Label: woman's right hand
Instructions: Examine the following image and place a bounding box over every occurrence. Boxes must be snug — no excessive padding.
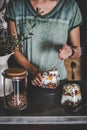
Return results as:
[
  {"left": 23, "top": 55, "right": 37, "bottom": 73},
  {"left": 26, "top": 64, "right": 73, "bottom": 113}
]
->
[{"left": 31, "top": 71, "right": 43, "bottom": 87}]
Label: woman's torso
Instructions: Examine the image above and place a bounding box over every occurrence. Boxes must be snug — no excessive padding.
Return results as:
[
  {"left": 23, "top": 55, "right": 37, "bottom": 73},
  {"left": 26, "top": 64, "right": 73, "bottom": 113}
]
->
[{"left": 5, "top": 0, "right": 82, "bottom": 80}]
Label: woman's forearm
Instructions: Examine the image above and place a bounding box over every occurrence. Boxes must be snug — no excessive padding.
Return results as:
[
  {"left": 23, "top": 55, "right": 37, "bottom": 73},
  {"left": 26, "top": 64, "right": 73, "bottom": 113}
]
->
[
  {"left": 69, "top": 26, "right": 81, "bottom": 59},
  {"left": 8, "top": 21, "right": 39, "bottom": 77},
  {"left": 14, "top": 48, "right": 39, "bottom": 77},
  {"left": 69, "top": 46, "right": 81, "bottom": 59}
]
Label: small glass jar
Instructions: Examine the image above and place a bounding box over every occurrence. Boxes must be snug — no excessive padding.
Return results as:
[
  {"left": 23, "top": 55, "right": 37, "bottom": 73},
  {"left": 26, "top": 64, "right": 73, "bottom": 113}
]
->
[
  {"left": 61, "top": 83, "right": 82, "bottom": 107},
  {"left": 42, "top": 69, "right": 59, "bottom": 89},
  {"left": 2, "top": 68, "right": 28, "bottom": 110}
]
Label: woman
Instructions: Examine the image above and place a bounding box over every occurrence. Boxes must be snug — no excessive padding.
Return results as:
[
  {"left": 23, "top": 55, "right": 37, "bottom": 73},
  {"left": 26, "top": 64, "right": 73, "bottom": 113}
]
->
[{"left": 5, "top": 0, "right": 82, "bottom": 86}]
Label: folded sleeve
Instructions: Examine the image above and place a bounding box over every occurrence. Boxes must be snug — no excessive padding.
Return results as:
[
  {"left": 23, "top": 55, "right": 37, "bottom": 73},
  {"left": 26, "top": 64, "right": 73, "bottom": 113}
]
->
[
  {"left": 5, "top": 0, "right": 15, "bottom": 22},
  {"left": 69, "top": 2, "right": 83, "bottom": 31}
]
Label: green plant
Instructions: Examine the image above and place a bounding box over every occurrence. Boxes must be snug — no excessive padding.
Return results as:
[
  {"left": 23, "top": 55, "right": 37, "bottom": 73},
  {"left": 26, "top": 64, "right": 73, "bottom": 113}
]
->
[
  {"left": 0, "top": 17, "right": 37, "bottom": 56},
  {"left": 0, "top": 7, "right": 42, "bottom": 56}
]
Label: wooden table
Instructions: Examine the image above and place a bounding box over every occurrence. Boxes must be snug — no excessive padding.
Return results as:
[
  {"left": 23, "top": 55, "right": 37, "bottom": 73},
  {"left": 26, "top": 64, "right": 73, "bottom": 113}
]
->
[{"left": 0, "top": 80, "right": 87, "bottom": 125}]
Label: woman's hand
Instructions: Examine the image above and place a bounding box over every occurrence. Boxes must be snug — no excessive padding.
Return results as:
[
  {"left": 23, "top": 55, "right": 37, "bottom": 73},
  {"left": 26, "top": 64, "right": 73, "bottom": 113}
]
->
[
  {"left": 31, "top": 71, "right": 43, "bottom": 87},
  {"left": 58, "top": 44, "right": 73, "bottom": 60}
]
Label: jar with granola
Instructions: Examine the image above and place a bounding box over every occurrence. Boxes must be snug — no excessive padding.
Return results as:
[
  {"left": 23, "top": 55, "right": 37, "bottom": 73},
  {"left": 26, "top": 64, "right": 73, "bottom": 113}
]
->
[{"left": 3, "top": 68, "right": 28, "bottom": 110}]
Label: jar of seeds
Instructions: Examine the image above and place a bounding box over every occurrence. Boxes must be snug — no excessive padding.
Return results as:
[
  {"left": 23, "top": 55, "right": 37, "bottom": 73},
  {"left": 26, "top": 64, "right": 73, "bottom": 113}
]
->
[{"left": 2, "top": 68, "right": 28, "bottom": 110}]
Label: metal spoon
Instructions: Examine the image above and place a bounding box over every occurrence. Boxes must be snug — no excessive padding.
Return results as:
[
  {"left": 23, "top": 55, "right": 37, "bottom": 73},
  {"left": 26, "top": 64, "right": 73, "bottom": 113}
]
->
[
  {"left": 73, "top": 104, "right": 87, "bottom": 112},
  {"left": 71, "top": 61, "right": 76, "bottom": 80}
]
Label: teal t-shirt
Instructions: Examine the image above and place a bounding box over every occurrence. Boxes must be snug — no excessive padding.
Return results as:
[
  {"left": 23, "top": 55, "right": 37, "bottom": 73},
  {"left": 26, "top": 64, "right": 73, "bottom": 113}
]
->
[{"left": 5, "top": 0, "right": 82, "bottom": 80}]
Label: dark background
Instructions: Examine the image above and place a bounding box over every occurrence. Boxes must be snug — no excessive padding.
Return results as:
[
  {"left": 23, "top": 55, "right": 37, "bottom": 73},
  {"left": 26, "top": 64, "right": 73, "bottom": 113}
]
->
[{"left": 74, "top": 0, "right": 87, "bottom": 79}]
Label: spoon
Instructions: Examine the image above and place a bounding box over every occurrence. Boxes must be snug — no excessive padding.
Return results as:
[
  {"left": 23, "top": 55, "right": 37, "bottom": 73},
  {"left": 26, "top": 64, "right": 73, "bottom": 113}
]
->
[
  {"left": 73, "top": 104, "right": 87, "bottom": 112},
  {"left": 71, "top": 61, "right": 76, "bottom": 80}
]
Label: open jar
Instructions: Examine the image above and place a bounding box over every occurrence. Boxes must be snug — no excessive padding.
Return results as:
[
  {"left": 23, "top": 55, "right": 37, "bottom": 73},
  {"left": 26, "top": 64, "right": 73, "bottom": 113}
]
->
[
  {"left": 61, "top": 83, "right": 82, "bottom": 107},
  {"left": 2, "top": 68, "right": 28, "bottom": 110},
  {"left": 42, "top": 69, "right": 59, "bottom": 89}
]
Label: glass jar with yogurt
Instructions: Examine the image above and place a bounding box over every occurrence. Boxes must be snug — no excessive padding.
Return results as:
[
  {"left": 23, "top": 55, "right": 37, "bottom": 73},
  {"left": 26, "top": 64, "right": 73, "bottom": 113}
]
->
[{"left": 61, "top": 83, "right": 82, "bottom": 107}]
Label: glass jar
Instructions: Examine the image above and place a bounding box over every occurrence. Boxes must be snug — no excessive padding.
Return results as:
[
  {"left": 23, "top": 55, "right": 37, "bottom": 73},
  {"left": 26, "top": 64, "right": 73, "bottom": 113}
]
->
[
  {"left": 2, "top": 68, "right": 28, "bottom": 110},
  {"left": 61, "top": 83, "right": 82, "bottom": 107},
  {"left": 42, "top": 69, "right": 59, "bottom": 89}
]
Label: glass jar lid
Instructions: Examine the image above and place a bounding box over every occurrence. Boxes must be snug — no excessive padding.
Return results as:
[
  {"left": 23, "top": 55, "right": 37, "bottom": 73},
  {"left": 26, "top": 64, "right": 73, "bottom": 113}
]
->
[{"left": 3, "top": 68, "right": 27, "bottom": 79}]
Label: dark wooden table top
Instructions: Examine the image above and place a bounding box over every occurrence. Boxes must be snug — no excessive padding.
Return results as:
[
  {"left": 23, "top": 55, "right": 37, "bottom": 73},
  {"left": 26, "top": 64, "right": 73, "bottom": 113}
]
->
[{"left": 0, "top": 80, "right": 87, "bottom": 124}]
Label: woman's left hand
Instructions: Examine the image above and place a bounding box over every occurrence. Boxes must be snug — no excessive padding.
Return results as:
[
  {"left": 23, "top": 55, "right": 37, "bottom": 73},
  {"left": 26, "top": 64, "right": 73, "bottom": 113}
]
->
[{"left": 58, "top": 44, "right": 73, "bottom": 60}]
